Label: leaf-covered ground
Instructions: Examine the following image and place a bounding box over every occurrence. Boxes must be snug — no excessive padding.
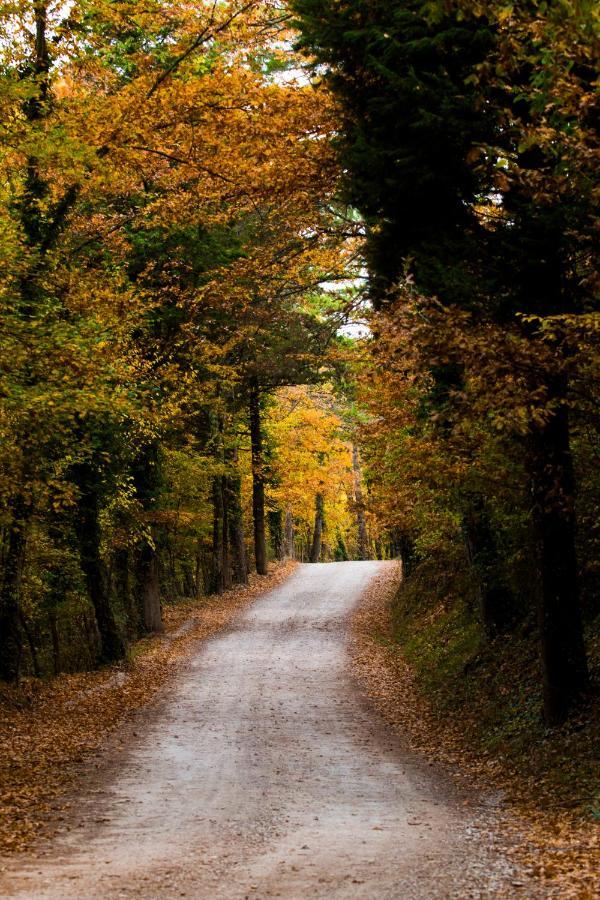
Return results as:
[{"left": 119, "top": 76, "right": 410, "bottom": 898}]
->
[
  {"left": 349, "top": 564, "right": 599, "bottom": 899},
  {"left": 0, "top": 562, "right": 297, "bottom": 857}
]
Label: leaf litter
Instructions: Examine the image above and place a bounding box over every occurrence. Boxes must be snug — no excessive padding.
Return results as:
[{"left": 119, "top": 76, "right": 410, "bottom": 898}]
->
[{"left": 349, "top": 563, "right": 599, "bottom": 899}]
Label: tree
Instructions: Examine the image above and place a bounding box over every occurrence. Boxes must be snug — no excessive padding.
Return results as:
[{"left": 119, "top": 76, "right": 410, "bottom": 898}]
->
[{"left": 294, "top": 0, "right": 597, "bottom": 722}]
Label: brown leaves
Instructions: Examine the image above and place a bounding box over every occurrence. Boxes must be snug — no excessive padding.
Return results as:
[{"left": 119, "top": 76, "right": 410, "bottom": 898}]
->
[{"left": 350, "top": 565, "right": 600, "bottom": 899}]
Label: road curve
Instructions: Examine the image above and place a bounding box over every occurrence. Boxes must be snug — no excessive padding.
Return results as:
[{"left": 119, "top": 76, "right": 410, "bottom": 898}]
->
[{"left": 2, "top": 561, "right": 523, "bottom": 899}]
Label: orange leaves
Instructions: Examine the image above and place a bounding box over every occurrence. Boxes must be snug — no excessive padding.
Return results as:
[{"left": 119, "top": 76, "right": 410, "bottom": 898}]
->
[{"left": 266, "top": 385, "right": 354, "bottom": 540}]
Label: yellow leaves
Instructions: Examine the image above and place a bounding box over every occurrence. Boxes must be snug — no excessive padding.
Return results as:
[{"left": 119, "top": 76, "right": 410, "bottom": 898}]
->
[{"left": 266, "top": 385, "right": 356, "bottom": 544}]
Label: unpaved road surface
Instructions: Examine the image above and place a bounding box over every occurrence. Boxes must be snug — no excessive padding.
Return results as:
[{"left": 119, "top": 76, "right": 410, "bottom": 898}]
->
[{"left": 1, "top": 562, "right": 530, "bottom": 899}]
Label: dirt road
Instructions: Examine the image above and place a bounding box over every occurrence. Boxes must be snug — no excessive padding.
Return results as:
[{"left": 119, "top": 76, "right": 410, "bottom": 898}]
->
[{"left": 1, "top": 562, "right": 529, "bottom": 899}]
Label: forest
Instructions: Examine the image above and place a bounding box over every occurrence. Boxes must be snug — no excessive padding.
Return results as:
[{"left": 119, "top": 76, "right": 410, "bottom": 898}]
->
[{"left": 0, "top": 0, "right": 598, "bottom": 892}]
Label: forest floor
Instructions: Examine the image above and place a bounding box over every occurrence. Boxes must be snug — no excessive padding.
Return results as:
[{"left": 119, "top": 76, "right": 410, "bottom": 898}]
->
[
  {"left": 0, "top": 561, "right": 297, "bottom": 857},
  {"left": 350, "top": 564, "right": 599, "bottom": 899},
  {"left": 0, "top": 560, "right": 541, "bottom": 899}
]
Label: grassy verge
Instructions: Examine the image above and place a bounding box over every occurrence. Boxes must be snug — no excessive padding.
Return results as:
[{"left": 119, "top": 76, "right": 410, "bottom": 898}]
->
[{"left": 351, "top": 560, "right": 599, "bottom": 898}]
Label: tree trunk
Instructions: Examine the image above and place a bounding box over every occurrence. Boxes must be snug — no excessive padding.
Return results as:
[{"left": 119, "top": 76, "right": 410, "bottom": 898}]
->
[
  {"left": 210, "top": 475, "right": 227, "bottom": 593},
  {"left": 226, "top": 452, "right": 248, "bottom": 585},
  {"left": 194, "top": 544, "right": 204, "bottom": 597},
  {"left": 221, "top": 476, "right": 232, "bottom": 591},
  {"left": 74, "top": 463, "right": 126, "bottom": 663},
  {"left": 461, "top": 495, "right": 514, "bottom": 638},
  {"left": 284, "top": 508, "right": 295, "bottom": 559},
  {"left": 48, "top": 609, "right": 60, "bottom": 677},
  {"left": 114, "top": 548, "right": 139, "bottom": 639},
  {"left": 352, "top": 445, "right": 369, "bottom": 560},
  {"left": 19, "top": 610, "right": 40, "bottom": 677},
  {"left": 0, "top": 493, "right": 28, "bottom": 682},
  {"left": 137, "top": 540, "right": 164, "bottom": 633},
  {"left": 309, "top": 493, "right": 324, "bottom": 563},
  {"left": 268, "top": 510, "right": 284, "bottom": 560},
  {"left": 529, "top": 386, "right": 589, "bottom": 725},
  {"left": 132, "top": 443, "right": 164, "bottom": 634},
  {"left": 397, "top": 534, "right": 415, "bottom": 576},
  {"left": 249, "top": 379, "right": 268, "bottom": 575}
]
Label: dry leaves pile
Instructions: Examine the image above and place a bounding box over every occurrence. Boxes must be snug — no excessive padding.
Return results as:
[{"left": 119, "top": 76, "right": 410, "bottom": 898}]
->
[
  {"left": 349, "top": 564, "right": 599, "bottom": 899},
  {"left": 0, "top": 562, "right": 297, "bottom": 857}
]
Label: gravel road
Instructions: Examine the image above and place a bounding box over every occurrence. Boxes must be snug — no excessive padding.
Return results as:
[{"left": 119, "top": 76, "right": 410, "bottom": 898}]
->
[{"left": 1, "top": 561, "right": 529, "bottom": 899}]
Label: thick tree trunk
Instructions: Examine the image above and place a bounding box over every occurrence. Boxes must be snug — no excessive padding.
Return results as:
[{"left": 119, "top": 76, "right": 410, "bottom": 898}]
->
[
  {"left": 284, "top": 508, "right": 295, "bottom": 559},
  {"left": 114, "top": 548, "right": 139, "bottom": 639},
  {"left": 249, "top": 379, "right": 268, "bottom": 575},
  {"left": 48, "top": 609, "right": 60, "bottom": 676},
  {"left": 309, "top": 493, "right": 324, "bottom": 563},
  {"left": 20, "top": 610, "right": 40, "bottom": 677},
  {"left": 462, "top": 495, "right": 514, "bottom": 638},
  {"left": 74, "top": 464, "right": 126, "bottom": 664},
  {"left": 397, "top": 534, "right": 415, "bottom": 577},
  {"left": 194, "top": 544, "right": 204, "bottom": 597},
  {"left": 529, "top": 388, "right": 588, "bottom": 725},
  {"left": 137, "top": 540, "right": 164, "bottom": 633},
  {"left": 132, "top": 443, "right": 164, "bottom": 634},
  {"left": 211, "top": 475, "right": 232, "bottom": 593},
  {"left": 0, "top": 493, "right": 28, "bottom": 682},
  {"left": 268, "top": 510, "right": 284, "bottom": 560},
  {"left": 226, "top": 453, "right": 248, "bottom": 585},
  {"left": 221, "top": 477, "right": 232, "bottom": 591},
  {"left": 352, "top": 445, "right": 369, "bottom": 560}
]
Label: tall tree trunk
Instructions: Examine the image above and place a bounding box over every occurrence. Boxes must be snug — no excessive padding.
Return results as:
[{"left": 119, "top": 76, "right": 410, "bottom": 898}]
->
[
  {"left": 268, "top": 510, "right": 284, "bottom": 560},
  {"left": 114, "top": 548, "right": 139, "bottom": 639},
  {"left": 137, "top": 539, "right": 164, "bottom": 633},
  {"left": 461, "top": 495, "right": 514, "bottom": 638},
  {"left": 529, "top": 384, "right": 588, "bottom": 725},
  {"left": 132, "top": 443, "right": 164, "bottom": 634},
  {"left": 221, "top": 476, "right": 232, "bottom": 591},
  {"left": 74, "top": 463, "right": 126, "bottom": 664},
  {"left": 0, "top": 493, "right": 29, "bottom": 682},
  {"left": 226, "top": 450, "right": 248, "bottom": 585},
  {"left": 210, "top": 475, "right": 230, "bottom": 593},
  {"left": 397, "top": 533, "right": 415, "bottom": 576},
  {"left": 352, "top": 445, "right": 369, "bottom": 560},
  {"left": 249, "top": 378, "right": 268, "bottom": 575},
  {"left": 309, "top": 493, "right": 324, "bottom": 563},
  {"left": 48, "top": 609, "right": 60, "bottom": 677},
  {"left": 19, "top": 610, "right": 40, "bottom": 677},
  {"left": 284, "top": 508, "right": 295, "bottom": 559}
]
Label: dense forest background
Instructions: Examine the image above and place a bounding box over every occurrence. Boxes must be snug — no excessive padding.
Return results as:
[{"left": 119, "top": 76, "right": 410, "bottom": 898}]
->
[
  {"left": 1, "top": 0, "right": 598, "bottom": 745},
  {"left": 0, "top": 0, "right": 383, "bottom": 686}
]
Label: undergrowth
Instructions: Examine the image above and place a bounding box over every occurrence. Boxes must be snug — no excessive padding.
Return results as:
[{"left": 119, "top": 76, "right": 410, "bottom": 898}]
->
[{"left": 390, "top": 556, "right": 600, "bottom": 821}]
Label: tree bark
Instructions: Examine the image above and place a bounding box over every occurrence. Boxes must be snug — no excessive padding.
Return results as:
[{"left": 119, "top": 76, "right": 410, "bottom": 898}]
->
[
  {"left": 137, "top": 539, "right": 164, "bottom": 633},
  {"left": 48, "top": 609, "right": 60, "bottom": 677},
  {"left": 352, "top": 445, "right": 369, "bottom": 560},
  {"left": 226, "top": 450, "right": 248, "bottom": 584},
  {"left": 221, "top": 476, "right": 232, "bottom": 591},
  {"left": 309, "top": 493, "right": 324, "bottom": 563},
  {"left": 461, "top": 495, "right": 514, "bottom": 638},
  {"left": 249, "top": 378, "right": 268, "bottom": 575},
  {"left": 73, "top": 463, "right": 126, "bottom": 664},
  {"left": 19, "top": 610, "right": 40, "bottom": 677},
  {"left": 114, "top": 548, "right": 139, "bottom": 639},
  {"left": 0, "top": 493, "right": 29, "bottom": 682},
  {"left": 529, "top": 385, "right": 589, "bottom": 725},
  {"left": 132, "top": 443, "right": 164, "bottom": 634},
  {"left": 284, "top": 508, "right": 295, "bottom": 559},
  {"left": 268, "top": 510, "right": 284, "bottom": 560},
  {"left": 210, "top": 474, "right": 233, "bottom": 593}
]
